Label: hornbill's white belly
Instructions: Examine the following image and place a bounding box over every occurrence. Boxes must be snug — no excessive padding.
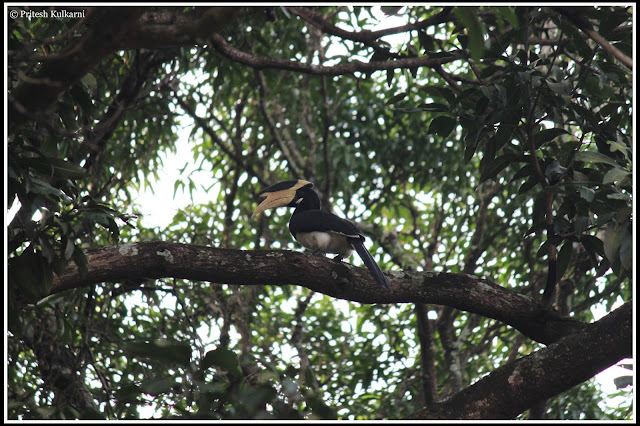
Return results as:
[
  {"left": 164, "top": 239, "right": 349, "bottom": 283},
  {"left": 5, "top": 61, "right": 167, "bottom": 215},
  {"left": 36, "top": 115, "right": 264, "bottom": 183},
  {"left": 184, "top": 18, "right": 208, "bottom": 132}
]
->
[{"left": 295, "top": 231, "right": 354, "bottom": 259}]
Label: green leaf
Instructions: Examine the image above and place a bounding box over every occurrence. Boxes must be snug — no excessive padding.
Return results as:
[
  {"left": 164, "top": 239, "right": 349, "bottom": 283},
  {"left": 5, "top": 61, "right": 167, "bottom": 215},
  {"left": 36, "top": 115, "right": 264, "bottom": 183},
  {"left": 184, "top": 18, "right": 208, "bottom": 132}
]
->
[
  {"left": 105, "top": 217, "right": 120, "bottom": 241},
  {"left": 463, "top": 127, "right": 484, "bottom": 163},
  {"left": 80, "top": 73, "right": 98, "bottom": 95},
  {"left": 8, "top": 250, "right": 53, "bottom": 303},
  {"left": 72, "top": 248, "right": 89, "bottom": 278},
  {"left": 603, "top": 223, "right": 625, "bottom": 266},
  {"left": 581, "top": 235, "right": 604, "bottom": 257},
  {"left": 584, "top": 76, "right": 616, "bottom": 99},
  {"left": 428, "top": 115, "right": 457, "bottom": 138},
  {"left": 573, "top": 216, "right": 589, "bottom": 236},
  {"left": 545, "top": 160, "right": 568, "bottom": 180},
  {"left": 572, "top": 170, "right": 589, "bottom": 184},
  {"left": 535, "top": 128, "right": 569, "bottom": 148},
  {"left": 493, "top": 6, "right": 519, "bottom": 30},
  {"left": 606, "top": 192, "right": 630, "bottom": 201},
  {"left": 556, "top": 241, "right": 573, "bottom": 281},
  {"left": 114, "top": 382, "right": 143, "bottom": 402},
  {"left": 479, "top": 153, "right": 515, "bottom": 183},
  {"left": 574, "top": 151, "right": 619, "bottom": 167},
  {"left": 24, "top": 156, "right": 88, "bottom": 180},
  {"left": 417, "top": 31, "right": 435, "bottom": 52},
  {"left": 49, "top": 158, "right": 88, "bottom": 179},
  {"left": 569, "top": 103, "right": 600, "bottom": 129},
  {"left": 386, "top": 69, "right": 394, "bottom": 87},
  {"left": 579, "top": 186, "right": 595, "bottom": 202},
  {"left": 380, "top": 6, "right": 403, "bottom": 15},
  {"left": 124, "top": 340, "right": 192, "bottom": 366},
  {"left": 536, "top": 240, "right": 549, "bottom": 259},
  {"left": 140, "top": 378, "right": 176, "bottom": 396},
  {"left": 598, "top": 11, "right": 631, "bottom": 37},
  {"left": 602, "top": 167, "right": 631, "bottom": 185},
  {"left": 495, "top": 124, "right": 515, "bottom": 150},
  {"left": 369, "top": 50, "right": 391, "bottom": 63},
  {"left": 609, "top": 137, "right": 631, "bottom": 157},
  {"left": 28, "top": 177, "right": 64, "bottom": 197},
  {"left": 518, "top": 176, "right": 539, "bottom": 195},
  {"left": 510, "top": 163, "right": 534, "bottom": 182},
  {"left": 385, "top": 92, "right": 407, "bottom": 105},
  {"left": 454, "top": 7, "right": 485, "bottom": 62},
  {"left": 417, "top": 102, "right": 450, "bottom": 112},
  {"left": 63, "top": 238, "right": 75, "bottom": 260},
  {"left": 619, "top": 230, "right": 631, "bottom": 271},
  {"left": 201, "top": 348, "right": 242, "bottom": 379},
  {"left": 547, "top": 81, "right": 573, "bottom": 96}
]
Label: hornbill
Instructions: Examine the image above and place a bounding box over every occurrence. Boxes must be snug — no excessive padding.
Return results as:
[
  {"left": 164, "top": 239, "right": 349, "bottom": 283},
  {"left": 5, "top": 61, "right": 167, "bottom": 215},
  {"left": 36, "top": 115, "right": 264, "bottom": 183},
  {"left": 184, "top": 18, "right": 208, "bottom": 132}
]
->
[{"left": 252, "top": 179, "right": 391, "bottom": 290}]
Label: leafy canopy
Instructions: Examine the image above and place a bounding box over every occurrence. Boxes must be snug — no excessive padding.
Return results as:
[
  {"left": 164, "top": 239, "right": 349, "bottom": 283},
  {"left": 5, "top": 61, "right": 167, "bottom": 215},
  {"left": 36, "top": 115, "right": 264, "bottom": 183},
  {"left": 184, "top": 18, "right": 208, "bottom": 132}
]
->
[{"left": 6, "top": 5, "right": 633, "bottom": 420}]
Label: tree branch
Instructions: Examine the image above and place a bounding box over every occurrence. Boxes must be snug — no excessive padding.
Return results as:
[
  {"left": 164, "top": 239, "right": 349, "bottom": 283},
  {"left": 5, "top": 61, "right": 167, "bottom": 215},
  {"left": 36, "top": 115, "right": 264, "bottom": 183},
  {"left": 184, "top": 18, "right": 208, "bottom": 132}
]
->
[
  {"left": 405, "top": 301, "right": 632, "bottom": 419},
  {"left": 9, "top": 7, "right": 145, "bottom": 129},
  {"left": 287, "top": 6, "right": 453, "bottom": 44},
  {"left": 20, "top": 309, "right": 103, "bottom": 418},
  {"left": 255, "top": 70, "right": 306, "bottom": 179},
  {"left": 415, "top": 303, "right": 438, "bottom": 403},
  {"left": 47, "top": 242, "right": 592, "bottom": 345},
  {"left": 209, "top": 32, "right": 464, "bottom": 76},
  {"left": 120, "top": 7, "right": 241, "bottom": 49},
  {"left": 9, "top": 7, "right": 242, "bottom": 130},
  {"left": 176, "top": 95, "right": 269, "bottom": 188},
  {"left": 554, "top": 7, "right": 632, "bottom": 70}
]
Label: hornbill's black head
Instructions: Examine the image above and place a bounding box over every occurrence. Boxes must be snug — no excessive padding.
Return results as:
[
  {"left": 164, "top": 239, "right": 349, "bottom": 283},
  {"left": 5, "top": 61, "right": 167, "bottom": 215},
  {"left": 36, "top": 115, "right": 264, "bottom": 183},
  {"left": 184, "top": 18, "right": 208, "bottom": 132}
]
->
[{"left": 251, "top": 179, "right": 317, "bottom": 218}]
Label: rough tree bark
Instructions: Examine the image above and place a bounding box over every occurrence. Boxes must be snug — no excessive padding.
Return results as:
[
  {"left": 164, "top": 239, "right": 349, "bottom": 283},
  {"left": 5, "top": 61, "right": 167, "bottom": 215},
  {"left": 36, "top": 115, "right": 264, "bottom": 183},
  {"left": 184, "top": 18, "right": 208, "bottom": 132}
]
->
[
  {"left": 405, "top": 301, "right": 631, "bottom": 419},
  {"left": 46, "top": 241, "right": 593, "bottom": 344}
]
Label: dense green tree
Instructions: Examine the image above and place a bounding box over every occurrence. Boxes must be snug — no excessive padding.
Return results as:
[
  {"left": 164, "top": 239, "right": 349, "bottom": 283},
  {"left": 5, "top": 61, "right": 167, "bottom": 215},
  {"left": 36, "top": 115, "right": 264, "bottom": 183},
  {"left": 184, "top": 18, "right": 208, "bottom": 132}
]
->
[{"left": 6, "top": 5, "right": 633, "bottom": 420}]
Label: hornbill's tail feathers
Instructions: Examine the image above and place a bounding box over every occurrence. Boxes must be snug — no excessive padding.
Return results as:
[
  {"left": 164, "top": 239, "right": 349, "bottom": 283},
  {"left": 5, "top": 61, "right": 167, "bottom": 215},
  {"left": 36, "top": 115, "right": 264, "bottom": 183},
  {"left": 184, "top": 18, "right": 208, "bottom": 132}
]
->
[{"left": 352, "top": 239, "right": 391, "bottom": 290}]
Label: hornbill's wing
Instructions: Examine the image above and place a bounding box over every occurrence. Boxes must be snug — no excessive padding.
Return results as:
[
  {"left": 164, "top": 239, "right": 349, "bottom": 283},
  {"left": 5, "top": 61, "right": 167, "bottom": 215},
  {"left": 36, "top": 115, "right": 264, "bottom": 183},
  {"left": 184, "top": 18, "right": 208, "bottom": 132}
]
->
[{"left": 290, "top": 210, "right": 391, "bottom": 290}]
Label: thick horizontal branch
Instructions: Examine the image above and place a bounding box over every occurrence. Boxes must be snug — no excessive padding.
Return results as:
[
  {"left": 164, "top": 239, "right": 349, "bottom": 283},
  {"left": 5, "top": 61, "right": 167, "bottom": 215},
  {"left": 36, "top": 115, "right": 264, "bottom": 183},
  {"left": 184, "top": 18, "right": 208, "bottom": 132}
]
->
[
  {"left": 15, "top": 5, "right": 610, "bottom": 127},
  {"left": 119, "top": 7, "right": 240, "bottom": 49},
  {"left": 9, "top": 7, "right": 238, "bottom": 126},
  {"left": 406, "top": 301, "right": 632, "bottom": 419},
  {"left": 49, "top": 242, "right": 590, "bottom": 344},
  {"left": 208, "top": 33, "right": 465, "bottom": 76}
]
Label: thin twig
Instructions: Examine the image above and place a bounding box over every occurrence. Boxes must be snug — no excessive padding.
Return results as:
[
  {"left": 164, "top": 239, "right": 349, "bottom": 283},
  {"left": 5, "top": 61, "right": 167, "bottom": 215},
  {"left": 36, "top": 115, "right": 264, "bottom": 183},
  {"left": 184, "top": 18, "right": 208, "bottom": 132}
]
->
[
  {"left": 176, "top": 95, "right": 268, "bottom": 187},
  {"left": 555, "top": 7, "right": 632, "bottom": 70},
  {"left": 255, "top": 70, "right": 305, "bottom": 179}
]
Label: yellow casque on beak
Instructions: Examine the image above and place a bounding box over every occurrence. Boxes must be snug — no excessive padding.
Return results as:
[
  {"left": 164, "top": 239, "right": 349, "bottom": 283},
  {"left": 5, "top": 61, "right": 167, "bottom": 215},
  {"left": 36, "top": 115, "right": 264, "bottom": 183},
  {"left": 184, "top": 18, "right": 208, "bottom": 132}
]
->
[{"left": 251, "top": 180, "right": 313, "bottom": 219}]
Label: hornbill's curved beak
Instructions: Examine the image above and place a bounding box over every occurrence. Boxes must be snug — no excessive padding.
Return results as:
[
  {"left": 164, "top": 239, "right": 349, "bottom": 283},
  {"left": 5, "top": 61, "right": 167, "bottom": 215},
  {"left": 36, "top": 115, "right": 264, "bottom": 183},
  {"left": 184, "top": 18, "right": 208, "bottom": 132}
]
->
[{"left": 251, "top": 180, "right": 313, "bottom": 219}]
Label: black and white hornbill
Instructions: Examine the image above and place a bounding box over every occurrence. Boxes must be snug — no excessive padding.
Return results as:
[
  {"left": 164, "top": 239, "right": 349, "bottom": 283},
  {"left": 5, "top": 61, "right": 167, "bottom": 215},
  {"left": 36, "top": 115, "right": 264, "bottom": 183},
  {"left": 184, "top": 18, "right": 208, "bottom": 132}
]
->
[{"left": 252, "top": 179, "right": 391, "bottom": 290}]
